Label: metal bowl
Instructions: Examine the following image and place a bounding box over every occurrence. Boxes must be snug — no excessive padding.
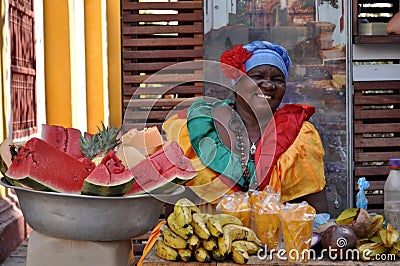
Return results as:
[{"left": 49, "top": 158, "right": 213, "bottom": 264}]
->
[{"left": 0, "top": 178, "right": 184, "bottom": 241}]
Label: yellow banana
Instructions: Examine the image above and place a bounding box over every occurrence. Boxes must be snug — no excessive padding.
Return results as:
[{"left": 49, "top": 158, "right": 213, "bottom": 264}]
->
[
  {"left": 187, "top": 234, "right": 201, "bottom": 251},
  {"left": 191, "top": 213, "right": 211, "bottom": 240},
  {"left": 207, "top": 213, "right": 243, "bottom": 238},
  {"left": 216, "top": 213, "right": 243, "bottom": 226},
  {"left": 176, "top": 198, "right": 201, "bottom": 213},
  {"left": 206, "top": 217, "right": 223, "bottom": 238},
  {"left": 160, "top": 224, "right": 189, "bottom": 249},
  {"left": 232, "top": 240, "right": 261, "bottom": 255},
  {"left": 218, "top": 224, "right": 263, "bottom": 256},
  {"left": 232, "top": 247, "right": 249, "bottom": 264},
  {"left": 202, "top": 237, "right": 218, "bottom": 251},
  {"left": 154, "top": 237, "right": 179, "bottom": 261},
  {"left": 167, "top": 213, "right": 193, "bottom": 240},
  {"left": 174, "top": 204, "right": 192, "bottom": 228},
  {"left": 194, "top": 246, "right": 211, "bottom": 263},
  {"left": 212, "top": 248, "right": 227, "bottom": 261},
  {"left": 174, "top": 198, "right": 201, "bottom": 228},
  {"left": 177, "top": 248, "right": 192, "bottom": 262}
]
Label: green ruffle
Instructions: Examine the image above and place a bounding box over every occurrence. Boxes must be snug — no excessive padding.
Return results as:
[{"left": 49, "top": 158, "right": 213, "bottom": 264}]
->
[{"left": 186, "top": 98, "right": 255, "bottom": 189}]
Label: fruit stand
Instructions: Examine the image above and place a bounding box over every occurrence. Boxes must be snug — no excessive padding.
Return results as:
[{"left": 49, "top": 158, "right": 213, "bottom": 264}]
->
[{"left": 1, "top": 125, "right": 400, "bottom": 265}]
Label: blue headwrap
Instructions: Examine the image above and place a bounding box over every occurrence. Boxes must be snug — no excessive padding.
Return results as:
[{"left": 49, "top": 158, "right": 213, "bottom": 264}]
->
[{"left": 242, "top": 41, "right": 291, "bottom": 81}]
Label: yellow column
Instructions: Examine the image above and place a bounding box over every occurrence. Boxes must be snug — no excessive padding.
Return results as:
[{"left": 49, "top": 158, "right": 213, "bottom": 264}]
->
[
  {"left": 107, "top": 0, "right": 122, "bottom": 129},
  {"left": 85, "top": 0, "right": 108, "bottom": 134},
  {"left": 43, "top": 0, "right": 72, "bottom": 127}
]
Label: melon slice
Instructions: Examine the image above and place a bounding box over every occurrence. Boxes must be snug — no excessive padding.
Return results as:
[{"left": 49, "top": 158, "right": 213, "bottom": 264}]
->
[
  {"left": 0, "top": 138, "right": 13, "bottom": 175},
  {"left": 121, "top": 126, "right": 164, "bottom": 156},
  {"left": 5, "top": 138, "right": 92, "bottom": 193},
  {"left": 126, "top": 141, "right": 197, "bottom": 195},
  {"left": 81, "top": 150, "right": 134, "bottom": 196},
  {"left": 41, "top": 124, "right": 83, "bottom": 159}
]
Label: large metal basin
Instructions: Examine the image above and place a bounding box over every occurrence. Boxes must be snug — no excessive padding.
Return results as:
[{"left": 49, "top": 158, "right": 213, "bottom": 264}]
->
[{"left": 0, "top": 178, "right": 184, "bottom": 241}]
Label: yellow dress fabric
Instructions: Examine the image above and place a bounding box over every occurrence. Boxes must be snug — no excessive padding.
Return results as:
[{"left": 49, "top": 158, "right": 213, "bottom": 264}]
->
[{"left": 162, "top": 114, "right": 325, "bottom": 203}]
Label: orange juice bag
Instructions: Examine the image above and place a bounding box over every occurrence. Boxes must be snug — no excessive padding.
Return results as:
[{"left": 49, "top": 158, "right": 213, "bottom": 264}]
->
[
  {"left": 279, "top": 201, "right": 316, "bottom": 263},
  {"left": 250, "top": 189, "right": 282, "bottom": 250},
  {"left": 216, "top": 192, "right": 251, "bottom": 227}
]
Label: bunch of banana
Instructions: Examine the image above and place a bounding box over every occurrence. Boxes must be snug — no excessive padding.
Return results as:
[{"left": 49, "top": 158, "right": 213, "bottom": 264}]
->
[{"left": 155, "top": 198, "right": 263, "bottom": 264}]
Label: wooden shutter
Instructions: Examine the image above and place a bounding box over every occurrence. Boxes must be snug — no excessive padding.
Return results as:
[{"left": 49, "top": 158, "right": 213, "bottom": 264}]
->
[
  {"left": 353, "top": 81, "right": 400, "bottom": 211},
  {"left": 9, "top": 0, "right": 37, "bottom": 139},
  {"left": 121, "top": 0, "right": 204, "bottom": 131}
]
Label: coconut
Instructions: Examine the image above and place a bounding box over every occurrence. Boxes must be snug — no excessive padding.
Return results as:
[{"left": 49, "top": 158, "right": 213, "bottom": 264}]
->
[
  {"left": 346, "top": 208, "right": 371, "bottom": 238},
  {"left": 321, "top": 225, "right": 357, "bottom": 260}
]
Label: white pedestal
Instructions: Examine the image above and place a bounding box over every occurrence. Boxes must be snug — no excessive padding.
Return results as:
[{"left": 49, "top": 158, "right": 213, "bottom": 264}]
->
[{"left": 26, "top": 230, "right": 132, "bottom": 266}]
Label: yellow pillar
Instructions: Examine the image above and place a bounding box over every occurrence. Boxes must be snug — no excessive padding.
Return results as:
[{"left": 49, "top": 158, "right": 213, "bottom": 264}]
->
[
  {"left": 85, "top": 0, "right": 108, "bottom": 134},
  {"left": 43, "top": 0, "right": 72, "bottom": 127},
  {"left": 107, "top": 0, "right": 122, "bottom": 129},
  {"left": 44, "top": 0, "right": 87, "bottom": 131}
]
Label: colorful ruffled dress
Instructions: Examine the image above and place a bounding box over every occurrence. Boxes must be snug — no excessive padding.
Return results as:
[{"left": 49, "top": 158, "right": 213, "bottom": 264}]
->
[{"left": 162, "top": 98, "right": 326, "bottom": 203}]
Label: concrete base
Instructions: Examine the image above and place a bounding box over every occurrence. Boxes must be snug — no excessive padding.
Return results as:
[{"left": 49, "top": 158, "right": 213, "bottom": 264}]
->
[
  {"left": 26, "top": 230, "right": 132, "bottom": 266},
  {"left": 0, "top": 193, "right": 29, "bottom": 263}
]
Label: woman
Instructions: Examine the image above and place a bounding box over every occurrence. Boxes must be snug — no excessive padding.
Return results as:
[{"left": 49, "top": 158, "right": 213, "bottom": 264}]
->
[
  {"left": 163, "top": 41, "right": 328, "bottom": 213},
  {"left": 386, "top": 12, "right": 400, "bottom": 35}
]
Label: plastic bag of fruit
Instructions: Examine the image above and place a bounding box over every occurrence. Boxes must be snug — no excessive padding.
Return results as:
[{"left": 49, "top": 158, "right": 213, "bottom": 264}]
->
[
  {"left": 249, "top": 188, "right": 282, "bottom": 250},
  {"left": 216, "top": 191, "right": 251, "bottom": 227},
  {"left": 279, "top": 201, "right": 316, "bottom": 263}
]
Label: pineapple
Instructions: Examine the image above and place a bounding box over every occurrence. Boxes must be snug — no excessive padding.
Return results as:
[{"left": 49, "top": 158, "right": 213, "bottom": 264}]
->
[{"left": 80, "top": 122, "right": 121, "bottom": 163}]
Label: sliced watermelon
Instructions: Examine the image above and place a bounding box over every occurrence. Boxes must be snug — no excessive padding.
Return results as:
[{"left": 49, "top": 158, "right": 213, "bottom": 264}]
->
[
  {"left": 41, "top": 124, "right": 83, "bottom": 159},
  {"left": 126, "top": 141, "right": 197, "bottom": 195},
  {"left": 81, "top": 150, "right": 134, "bottom": 196},
  {"left": 5, "top": 138, "right": 92, "bottom": 193}
]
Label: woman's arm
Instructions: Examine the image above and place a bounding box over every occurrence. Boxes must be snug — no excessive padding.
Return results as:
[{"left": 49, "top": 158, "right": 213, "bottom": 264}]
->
[
  {"left": 291, "top": 189, "right": 329, "bottom": 213},
  {"left": 386, "top": 12, "right": 400, "bottom": 35}
]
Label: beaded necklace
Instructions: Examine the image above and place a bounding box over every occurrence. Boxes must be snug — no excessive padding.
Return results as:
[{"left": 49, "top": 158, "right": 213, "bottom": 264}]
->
[{"left": 228, "top": 107, "right": 259, "bottom": 191}]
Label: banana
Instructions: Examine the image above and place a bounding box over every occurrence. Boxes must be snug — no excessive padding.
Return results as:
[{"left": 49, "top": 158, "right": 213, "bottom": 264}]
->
[
  {"left": 177, "top": 248, "right": 192, "bottom": 262},
  {"left": 212, "top": 248, "right": 227, "bottom": 261},
  {"left": 202, "top": 237, "right": 218, "bottom": 251},
  {"left": 218, "top": 224, "right": 263, "bottom": 256},
  {"left": 167, "top": 213, "right": 193, "bottom": 240},
  {"left": 154, "top": 237, "right": 179, "bottom": 261},
  {"left": 207, "top": 214, "right": 243, "bottom": 238},
  {"left": 232, "top": 240, "right": 261, "bottom": 255},
  {"left": 160, "top": 224, "right": 189, "bottom": 249},
  {"left": 176, "top": 198, "right": 201, "bottom": 213},
  {"left": 174, "top": 198, "right": 200, "bottom": 228},
  {"left": 187, "top": 234, "right": 201, "bottom": 251},
  {"left": 174, "top": 203, "right": 192, "bottom": 228},
  {"left": 191, "top": 213, "right": 212, "bottom": 240},
  {"left": 232, "top": 247, "right": 249, "bottom": 264},
  {"left": 194, "top": 246, "right": 211, "bottom": 263}
]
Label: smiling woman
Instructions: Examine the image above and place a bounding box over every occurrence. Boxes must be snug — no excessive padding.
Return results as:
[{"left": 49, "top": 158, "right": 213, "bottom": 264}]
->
[{"left": 162, "top": 41, "right": 328, "bottom": 213}]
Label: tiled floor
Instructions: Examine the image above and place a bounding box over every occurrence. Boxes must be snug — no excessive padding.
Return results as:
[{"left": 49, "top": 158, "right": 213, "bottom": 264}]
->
[{"left": 1, "top": 239, "right": 28, "bottom": 266}]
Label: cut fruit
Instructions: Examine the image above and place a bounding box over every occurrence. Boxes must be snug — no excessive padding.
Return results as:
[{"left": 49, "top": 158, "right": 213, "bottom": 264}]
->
[
  {"left": 81, "top": 150, "right": 134, "bottom": 196},
  {"left": 126, "top": 141, "right": 197, "bottom": 195},
  {"left": 41, "top": 124, "right": 83, "bottom": 159},
  {"left": 121, "top": 126, "right": 164, "bottom": 155},
  {"left": 5, "top": 138, "right": 92, "bottom": 193},
  {"left": 115, "top": 144, "right": 146, "bottom": 169}
]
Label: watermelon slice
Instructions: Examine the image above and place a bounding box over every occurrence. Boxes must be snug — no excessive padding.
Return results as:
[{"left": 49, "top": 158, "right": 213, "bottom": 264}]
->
[
  {"left": 41, "top": 124, "right": 83, "bottom": 159},
  {"left": 5, "top": 138, "right": 92, "bottom": 193},
  {"left": 81, "top": 150, "right": 134, "bottom": 196},
  {"left": 126, "top": 141, "right": 197, "bottom": 195}
]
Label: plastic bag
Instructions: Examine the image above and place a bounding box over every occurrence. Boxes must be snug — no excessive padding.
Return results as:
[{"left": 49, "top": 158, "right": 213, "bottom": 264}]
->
[
  {"left": 249, "top": 188, "right": 282, "bottom": 249},
  {"left": 216, "top": 191, "right": 251, "bottom": 227},
  {"left": 356, "top": 177, "right": 370, "bottom": 209},
  {"left": 279, "top": 201, "right": 316, "bottom": 263}
]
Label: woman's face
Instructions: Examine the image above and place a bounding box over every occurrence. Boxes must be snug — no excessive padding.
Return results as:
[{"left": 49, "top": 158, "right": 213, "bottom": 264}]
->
[{"left": 235, "top": 64, "right": 286, "bottom": 114}]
